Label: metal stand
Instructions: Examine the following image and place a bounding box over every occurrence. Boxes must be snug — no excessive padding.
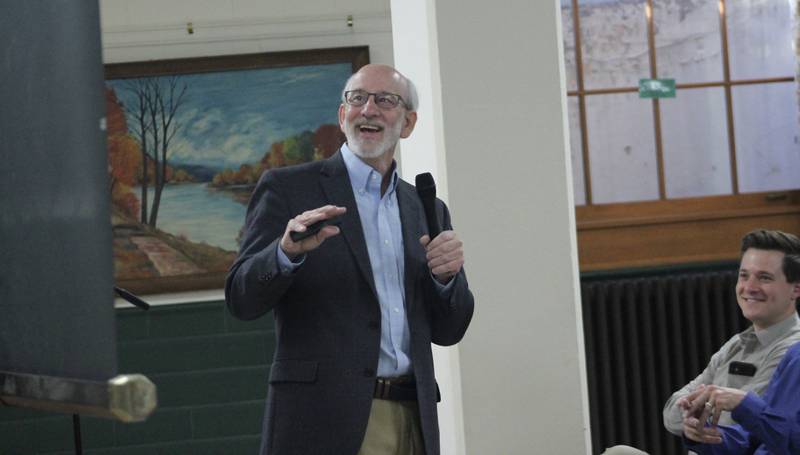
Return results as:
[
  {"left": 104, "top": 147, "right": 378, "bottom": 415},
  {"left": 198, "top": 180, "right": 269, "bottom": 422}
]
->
[
  {"left": 69, "top": 287, "right": 150, "bottom": 453},
  {"left": 114, "top": 286, "right": 151, "bottom": 310},
  {"left": 72, "top": 414, "right": 83, "bottom": 454}
]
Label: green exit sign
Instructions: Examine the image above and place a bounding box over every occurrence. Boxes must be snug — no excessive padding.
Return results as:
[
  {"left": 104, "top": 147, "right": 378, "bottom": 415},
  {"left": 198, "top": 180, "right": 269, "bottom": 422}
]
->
[{"left": 639, "top": 78, "right": 676, "bottom": 98}]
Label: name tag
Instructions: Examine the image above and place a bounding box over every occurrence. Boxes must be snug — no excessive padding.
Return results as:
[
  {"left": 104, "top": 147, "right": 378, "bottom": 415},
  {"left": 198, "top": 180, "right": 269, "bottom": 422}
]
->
[{"left": 729, "top": 361, "right": 757, "bottom": 377}]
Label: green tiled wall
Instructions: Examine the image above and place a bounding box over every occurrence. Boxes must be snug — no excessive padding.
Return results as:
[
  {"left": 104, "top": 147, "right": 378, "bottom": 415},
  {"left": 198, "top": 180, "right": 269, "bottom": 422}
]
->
[{"left": 0, "top": 300, "right": 274, "bottom": 454}]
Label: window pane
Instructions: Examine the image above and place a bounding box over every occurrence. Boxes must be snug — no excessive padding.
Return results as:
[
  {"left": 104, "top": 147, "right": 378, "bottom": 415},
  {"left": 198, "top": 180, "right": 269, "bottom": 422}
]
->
[
  {"left": 580, "top": 0, "right": 650, "bottom": 89},
  {"left": 653, "top": 0, "right": 722, "bottom": 83},
  {"left": 567, "top": 96, "right": 586, "bottom": 205},
  {"left": 734, "top": 82, "right": 800, "bottom": 193},
  {"left": 562, "top": 0, "right": 578, "bottom": 92},
  {"left": 727, "top": 0, "right": 795, "bottom": 80},
  {"left": 661, "top": 87, "right": 732, "bottom": 198},
  {"left": 586, "top": 92, "right": 659, "bottom": 203}
]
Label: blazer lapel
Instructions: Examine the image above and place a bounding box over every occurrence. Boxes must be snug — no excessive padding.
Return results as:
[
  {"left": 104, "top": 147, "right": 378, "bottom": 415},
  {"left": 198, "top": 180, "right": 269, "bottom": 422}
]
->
[
  {"left": 397, "top": 180, "right": 427, "bottom": 311},
  {"left": 320, "top": 151, "right": 378, "bottom": 299}
]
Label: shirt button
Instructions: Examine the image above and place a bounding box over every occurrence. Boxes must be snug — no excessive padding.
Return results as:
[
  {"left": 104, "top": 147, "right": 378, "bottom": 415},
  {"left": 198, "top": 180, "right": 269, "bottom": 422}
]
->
[
  {"left": 394, "top": 308, "right": 400, "bottom": 313},
  {"left": 384, "top": 239, "right": 389, "bottom": 245},
  {"left": 363, "top": 368, "right": 375, "bottom": 377}
]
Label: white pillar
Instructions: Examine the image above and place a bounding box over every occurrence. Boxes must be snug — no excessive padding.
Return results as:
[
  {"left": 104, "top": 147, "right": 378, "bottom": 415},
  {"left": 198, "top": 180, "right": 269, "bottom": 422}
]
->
[
  {"left": 391, "top": 1, "right": 464, "bottom": 453},
  {"left": 391, "top": 0, "right": 591, "bottom": 453}
]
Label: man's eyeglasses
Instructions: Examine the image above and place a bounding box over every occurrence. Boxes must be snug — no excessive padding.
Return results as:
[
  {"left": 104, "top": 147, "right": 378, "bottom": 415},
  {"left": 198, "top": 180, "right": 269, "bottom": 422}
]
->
[{"left": 344, "top": 90, "right": 407, "bottom": 110}]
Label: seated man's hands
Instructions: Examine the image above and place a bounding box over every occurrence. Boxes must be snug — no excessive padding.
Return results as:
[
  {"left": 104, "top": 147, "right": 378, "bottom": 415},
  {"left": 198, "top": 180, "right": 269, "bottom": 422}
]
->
[{"left": 678, "top": 384, "right": 747, "bottom": 444}]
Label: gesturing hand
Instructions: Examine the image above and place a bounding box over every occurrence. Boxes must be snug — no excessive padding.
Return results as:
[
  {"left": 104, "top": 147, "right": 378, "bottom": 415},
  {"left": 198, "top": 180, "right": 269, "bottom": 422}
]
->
[
  {"left": 420, "top": 230, "right": 464, "bottom": 284},
  {"left": 280, "top": 205, "right": 346, "bottom": 259}
]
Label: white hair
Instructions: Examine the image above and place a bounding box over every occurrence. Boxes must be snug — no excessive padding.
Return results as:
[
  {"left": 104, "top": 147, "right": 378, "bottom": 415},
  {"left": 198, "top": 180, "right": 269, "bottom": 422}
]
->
[{"left": 341, "top": 66, "right": 419, "bottom": 111}]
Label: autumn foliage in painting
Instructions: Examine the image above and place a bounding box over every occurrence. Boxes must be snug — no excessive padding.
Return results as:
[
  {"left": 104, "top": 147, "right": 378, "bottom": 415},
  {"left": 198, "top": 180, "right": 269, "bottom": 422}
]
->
[
  {"left": 106, "top": 87, "right": 141, "bottom": 219},
  {"left": 210, "top": 123, "right": 344, "bottom": 187}
]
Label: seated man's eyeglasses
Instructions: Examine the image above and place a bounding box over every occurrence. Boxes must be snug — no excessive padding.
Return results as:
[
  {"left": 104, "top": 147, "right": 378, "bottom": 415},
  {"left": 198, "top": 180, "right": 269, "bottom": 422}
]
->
[{"left": 344, "top": 90, "right": 407, "bottom": 110}]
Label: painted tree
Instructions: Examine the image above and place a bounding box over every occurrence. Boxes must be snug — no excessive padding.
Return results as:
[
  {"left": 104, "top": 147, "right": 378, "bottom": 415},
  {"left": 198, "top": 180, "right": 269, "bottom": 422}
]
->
[
  {"left": 119, "top": 76, "right": 188, "bottom": 228},
  {"left": 105, "top": 87, "right": 142, "bottom": 219},
  {"left": 146, "top": 76, "right": 188, "bottom": 228},
  {"left": 119, "top": 79, "right": 154, "bottom": 224},
  {"left": 283, "top": 131, "right": 314, "bottom": 165},
  {"left": 263, "top": 142, "right": 286, "bottom": 170},
  {"left": 313, "top": 124, "right": 345, "bottom": 160}
]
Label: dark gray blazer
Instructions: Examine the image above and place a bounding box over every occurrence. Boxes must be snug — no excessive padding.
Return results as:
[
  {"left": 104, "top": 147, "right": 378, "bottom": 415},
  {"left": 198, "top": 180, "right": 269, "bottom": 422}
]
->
[{"left": 225, "top": 150, "right": 474, "bottom": 455}]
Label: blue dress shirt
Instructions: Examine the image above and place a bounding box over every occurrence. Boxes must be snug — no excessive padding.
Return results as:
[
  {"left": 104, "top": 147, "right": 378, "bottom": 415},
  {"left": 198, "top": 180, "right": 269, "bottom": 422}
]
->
[
  {"left": 340, "top": 144, "right": 411, "bottom": 377},
  {"left": 685, "top": 341, "right": 800, "bottom": 455}
]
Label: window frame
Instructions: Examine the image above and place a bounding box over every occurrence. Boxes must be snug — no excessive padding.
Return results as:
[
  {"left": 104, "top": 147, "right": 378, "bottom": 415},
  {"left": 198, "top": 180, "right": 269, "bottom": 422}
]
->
[{"left": 564, "top": 0, "right": 800, "bottom": 271}]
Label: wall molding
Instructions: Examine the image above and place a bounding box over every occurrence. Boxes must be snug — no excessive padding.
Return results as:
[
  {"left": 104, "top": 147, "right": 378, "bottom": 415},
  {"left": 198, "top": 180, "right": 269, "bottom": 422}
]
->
[{"left": 102, "top": 13, "right": 391, "bottom": 49}]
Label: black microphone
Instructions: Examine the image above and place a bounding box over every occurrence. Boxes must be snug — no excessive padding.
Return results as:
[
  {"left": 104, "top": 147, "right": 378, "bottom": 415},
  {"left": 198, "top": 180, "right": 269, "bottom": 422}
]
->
[{"left": 415, "top": 172, "right": 441, "bottom": 239}]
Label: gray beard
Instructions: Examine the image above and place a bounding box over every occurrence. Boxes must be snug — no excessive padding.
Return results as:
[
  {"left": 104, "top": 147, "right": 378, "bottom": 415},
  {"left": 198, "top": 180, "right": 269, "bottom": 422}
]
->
[
  {"left": 348, "top": 141, "right": 389, "bottom": 159},
  {"left": 345, "top": 119, "right": 402, "bottom": 159}
]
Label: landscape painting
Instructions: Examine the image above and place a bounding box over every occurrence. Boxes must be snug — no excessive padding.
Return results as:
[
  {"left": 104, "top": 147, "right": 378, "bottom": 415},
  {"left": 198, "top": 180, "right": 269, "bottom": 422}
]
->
[{"left": 105, "top": 47, "right": 369, "bottom": 294}]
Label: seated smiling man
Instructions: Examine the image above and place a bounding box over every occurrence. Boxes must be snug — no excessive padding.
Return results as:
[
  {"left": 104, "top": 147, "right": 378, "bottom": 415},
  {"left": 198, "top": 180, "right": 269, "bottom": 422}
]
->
[{"left": 603, "top": 229, "right": 800, "bottom": 455}]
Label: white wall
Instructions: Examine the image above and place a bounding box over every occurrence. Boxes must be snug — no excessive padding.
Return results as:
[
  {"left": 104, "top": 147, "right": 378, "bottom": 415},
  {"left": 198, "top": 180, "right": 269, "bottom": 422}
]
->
[
  {"left": 389, "top": 0, "right": 465, "bottom": 452},
  {"left": 392, "top": 0, "right": 591, "bottom": 453},
  {"left": 100, "top": 0, "right": 394, "bottom": 63}
]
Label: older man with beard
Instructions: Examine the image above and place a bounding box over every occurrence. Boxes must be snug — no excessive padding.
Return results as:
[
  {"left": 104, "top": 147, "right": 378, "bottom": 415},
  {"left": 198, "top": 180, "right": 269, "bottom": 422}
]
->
[{"left": 225, "top": 64, "right": 475, "bottom": 455}]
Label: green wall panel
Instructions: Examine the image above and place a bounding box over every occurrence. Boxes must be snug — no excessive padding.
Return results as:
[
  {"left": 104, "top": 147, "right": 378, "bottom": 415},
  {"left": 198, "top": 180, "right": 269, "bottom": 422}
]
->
[
  {"left": 0, "top": 301, "right": 275, "bottom": 453},
  {"left": 191, "top": 401, "right": 264, "bottom": 438}
]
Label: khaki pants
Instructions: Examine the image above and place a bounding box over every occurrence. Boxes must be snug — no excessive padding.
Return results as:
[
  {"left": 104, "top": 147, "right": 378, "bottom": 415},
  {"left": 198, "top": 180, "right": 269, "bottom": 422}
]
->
[{"left": 357, "top": 399, "right": 424, "bottom": 455}]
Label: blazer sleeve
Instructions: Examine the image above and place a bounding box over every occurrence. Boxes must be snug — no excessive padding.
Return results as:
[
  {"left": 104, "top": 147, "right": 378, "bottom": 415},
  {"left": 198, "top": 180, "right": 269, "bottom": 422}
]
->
[
  {"left": 426, "top": 199, "right": 475, "bottom": 347},
  {"left": 225, "top": 170, "right": 296, "bottom": 320}
]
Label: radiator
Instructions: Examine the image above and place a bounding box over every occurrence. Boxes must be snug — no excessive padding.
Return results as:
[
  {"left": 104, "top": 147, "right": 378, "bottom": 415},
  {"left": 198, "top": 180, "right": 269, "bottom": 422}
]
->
[{"left": 581, "top": 269, "right": 748, "bottom": 455}]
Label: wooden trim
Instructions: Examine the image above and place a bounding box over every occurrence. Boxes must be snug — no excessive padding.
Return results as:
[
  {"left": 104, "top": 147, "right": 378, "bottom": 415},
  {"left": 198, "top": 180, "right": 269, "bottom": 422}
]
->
[
  {"left": 571, "top": 0, "right": 592, "bottom": 204},
  {"left": 728, "top": 76, "right": 795, "bottom": 86},
  {"left": 577, "top": 190, "right": 800, "bottom": 222},
  {"left": 105, "top": 46, "right": 370, "bottom": 79},
  {"left": 576, "top": 190, "right": 800, "bottom": 270},
  {"left": 567, "top": 87, "right": 640, "bottom": 96},
  {"left": 718, "top": 0, "right": 739, "bottom": 194},
  {"left": 566, "top": 77, "right": 795, "bottom": 97},
  {"left": 583, "top": 253, "right": 743, "bottom": 272},
  {"left": 577, "top": 204, "right": 800, "bottom": 271},
  {"left": 579, "top": 205, "right": 800, "bottom": 230},
  {"left": 116, "top": 272, "right": 226, "bottom": 295},
  {"left": 645, "top": 0, "right": 666, "bottom": 199}
]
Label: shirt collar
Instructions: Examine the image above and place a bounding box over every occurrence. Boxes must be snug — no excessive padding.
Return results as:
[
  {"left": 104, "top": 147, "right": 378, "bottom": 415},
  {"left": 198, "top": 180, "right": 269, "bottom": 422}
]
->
[
  {"left": 340, "top": 143, "right": 398, "bottom": 195},
  {"left": 754, "top": 313, "right": 800, "bottom": 346}
]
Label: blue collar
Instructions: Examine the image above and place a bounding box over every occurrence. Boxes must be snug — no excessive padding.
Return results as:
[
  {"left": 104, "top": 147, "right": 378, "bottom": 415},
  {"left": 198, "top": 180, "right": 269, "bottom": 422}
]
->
[{"left": 340, "top": 143, "right": 398, "bottom": 196}]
